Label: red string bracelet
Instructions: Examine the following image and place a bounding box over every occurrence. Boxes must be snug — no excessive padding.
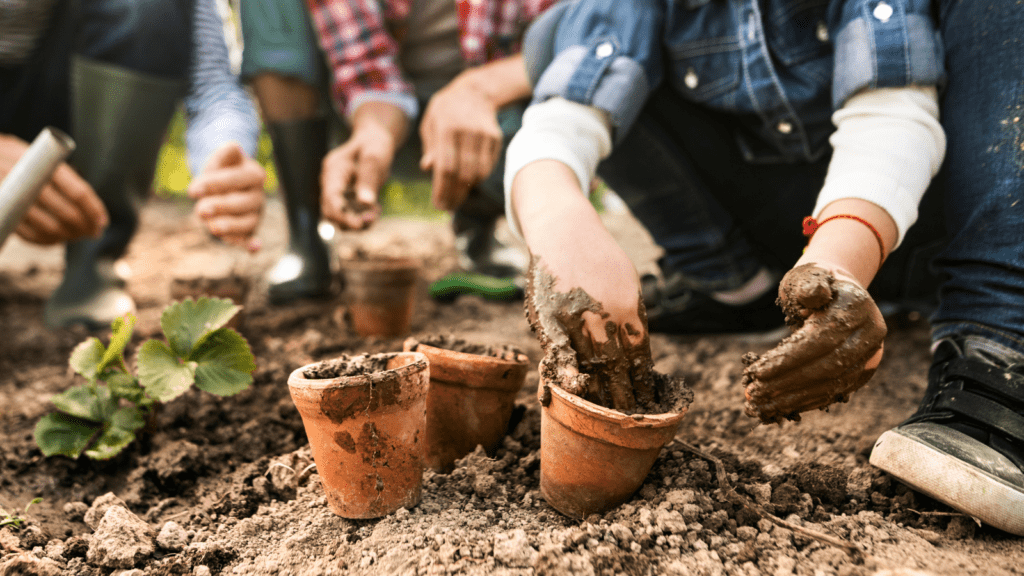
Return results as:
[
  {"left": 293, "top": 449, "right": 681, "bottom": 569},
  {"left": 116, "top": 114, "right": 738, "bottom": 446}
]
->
[{"left": 802, "top": 214, "right": 886, "bottom": 265}]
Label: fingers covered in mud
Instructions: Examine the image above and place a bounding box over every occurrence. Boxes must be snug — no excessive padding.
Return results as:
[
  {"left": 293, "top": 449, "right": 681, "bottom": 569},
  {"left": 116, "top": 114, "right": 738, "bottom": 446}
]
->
[
  {"left": 743, "top": 265, "right": 887, "bottom": 424},
  {"left": 524, "top": 256, "right": 656, "bottom": 413}
]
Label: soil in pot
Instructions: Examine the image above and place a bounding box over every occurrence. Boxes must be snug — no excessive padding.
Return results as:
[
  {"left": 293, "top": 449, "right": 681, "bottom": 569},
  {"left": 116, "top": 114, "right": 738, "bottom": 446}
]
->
[
  {"left": 288, "top": 351, "right": 428, "bottom": 519},
  {"left": 340, "top": 256, "right": 419, "bottom": 337},
  {"left": 525, "top": 259, "right": 694, "bottom": 518},
  {"left": 403, "top": 335, "right": 529, "bottom": 472}
]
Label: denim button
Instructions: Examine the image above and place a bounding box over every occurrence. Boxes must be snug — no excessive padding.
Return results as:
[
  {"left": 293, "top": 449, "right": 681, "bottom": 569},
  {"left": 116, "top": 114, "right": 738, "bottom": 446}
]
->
[
  {"left": 816, "top": 21, "right": 829, "bottom": 42},
  {"left": 776, "top": 121, "right": 793, "bottom": 134},
  {"left": 873, "top": 2, "right": 893, "bottom": 22},
  {"left": 595, "top": 42, "right": 614, "bottom": 59},
  {"left": 684, "top": 68, "right": 699, "bottom": 89}
]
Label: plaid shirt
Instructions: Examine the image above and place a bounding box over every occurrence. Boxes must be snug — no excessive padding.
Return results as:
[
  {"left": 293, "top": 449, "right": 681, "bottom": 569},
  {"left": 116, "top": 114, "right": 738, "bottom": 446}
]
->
[{"left": 306, "top": 0, "right": 557, "bottom": 119}]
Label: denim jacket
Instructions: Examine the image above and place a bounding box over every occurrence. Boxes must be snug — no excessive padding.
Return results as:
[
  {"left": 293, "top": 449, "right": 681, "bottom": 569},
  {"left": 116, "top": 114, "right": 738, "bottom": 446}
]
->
[{"left": 525, "top": 0, "right": 944, "bottom": 163}]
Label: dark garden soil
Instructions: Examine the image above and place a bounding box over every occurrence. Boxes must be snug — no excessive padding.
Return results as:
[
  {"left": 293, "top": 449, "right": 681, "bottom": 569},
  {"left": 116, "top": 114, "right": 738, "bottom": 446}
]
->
[{"left": 1, "top": 197, "right": 1021, "bottom": 575}]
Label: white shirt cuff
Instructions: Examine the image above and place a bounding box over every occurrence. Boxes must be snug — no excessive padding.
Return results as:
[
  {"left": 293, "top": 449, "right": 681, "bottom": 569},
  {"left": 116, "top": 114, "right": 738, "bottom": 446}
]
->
[{"left": 814, "top": 86, "right": 945, "bottom": 249}]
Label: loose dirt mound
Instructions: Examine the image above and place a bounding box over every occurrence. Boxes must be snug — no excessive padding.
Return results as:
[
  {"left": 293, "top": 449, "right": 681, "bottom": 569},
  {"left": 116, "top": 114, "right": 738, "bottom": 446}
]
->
[{"left": 0, "top": 199, "right": 1020, "bottom": 576}]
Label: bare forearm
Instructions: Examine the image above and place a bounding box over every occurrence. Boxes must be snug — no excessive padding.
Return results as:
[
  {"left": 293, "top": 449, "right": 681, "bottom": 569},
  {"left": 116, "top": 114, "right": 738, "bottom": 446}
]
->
[
  {"left": 451, "top": 54, "right": 532, "bottom": 109},
  {"left": 351, "top": 100, "right": 409, "bottom": 150},
  {"left": 798, "top": 198, "right": 897, "bottom": 287}
]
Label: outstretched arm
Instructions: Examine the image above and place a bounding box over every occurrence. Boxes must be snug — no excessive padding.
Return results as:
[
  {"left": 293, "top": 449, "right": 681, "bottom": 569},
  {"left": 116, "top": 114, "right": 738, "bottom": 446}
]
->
[{"left": 743, "top": 86, "right": 946, "bottom": 424}]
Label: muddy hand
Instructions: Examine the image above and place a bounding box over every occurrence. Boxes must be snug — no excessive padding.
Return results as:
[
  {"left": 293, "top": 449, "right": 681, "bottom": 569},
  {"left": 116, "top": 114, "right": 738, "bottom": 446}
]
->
[
  {"left": 742, "top": 263, "right": 886, "bottom": 424},
  {"left": 525, "top": 256, "right": 654, "bottom": 412}
]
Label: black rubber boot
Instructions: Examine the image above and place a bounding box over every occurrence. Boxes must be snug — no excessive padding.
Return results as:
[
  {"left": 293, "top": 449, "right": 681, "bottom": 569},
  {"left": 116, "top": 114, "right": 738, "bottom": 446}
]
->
[
  {"left": 264, "top": 117, "right": 333, "bottom": 304},
  {"left": 45, "top": 56, "right": 184, "bottom": 329}
]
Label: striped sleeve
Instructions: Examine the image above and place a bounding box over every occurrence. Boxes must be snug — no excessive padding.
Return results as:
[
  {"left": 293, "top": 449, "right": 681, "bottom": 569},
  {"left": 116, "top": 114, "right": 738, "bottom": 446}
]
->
[{"left": 183, "top": 0, "right": 260, "bottom": 175}]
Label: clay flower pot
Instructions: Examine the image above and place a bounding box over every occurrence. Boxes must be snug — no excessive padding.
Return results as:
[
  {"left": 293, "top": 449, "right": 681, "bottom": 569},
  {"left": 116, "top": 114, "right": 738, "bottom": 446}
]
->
[
  {"left": 288, "top": 352, "right": 428, "bottom": 518},
  {"left": 403, "top": 337, "right": 529, "bottom": 472},
  {"left": 341, "top": 257, "right": 419, "bottom": 337},
  {"left": 539, "top": 378, "right": 688, "bottom": 519}
]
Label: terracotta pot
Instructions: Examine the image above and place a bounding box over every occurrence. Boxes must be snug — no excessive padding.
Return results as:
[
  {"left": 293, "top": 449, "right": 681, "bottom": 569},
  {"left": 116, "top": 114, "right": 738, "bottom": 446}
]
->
[
  {"left": 539, "top": 379, "right": 687, "bottom": 519},
  {"left": 403, "top": 338, "right": 529, "bottom": 472},
  {"left": 341, "top": 257, "right": 419, "bottom": 337},
  {"left": 169, "top": 275, "right": 250, "bottom": 330},
  {"left": 287, "top": 352, "right": 428, "bottom": 518}
]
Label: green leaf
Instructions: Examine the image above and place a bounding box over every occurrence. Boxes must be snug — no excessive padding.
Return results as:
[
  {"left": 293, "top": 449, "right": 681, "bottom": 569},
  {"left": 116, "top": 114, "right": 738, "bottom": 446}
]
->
[
  {"left": 161, "top": 297, "right": 240, "bottom": 358},
  {"left": 69, "top": 337, "right": 106, "bottom": 379},
  {"left": 110, "top": 407, "right": 146, "bottom": 432},
  {"left": 49, "top": 385, "right": 117, "bottom": 423},
  {"left": 138, "top": 340, "right": 197, "bottom": 402},
  {"left": 105, "top": 372, "right": 145, "bottom": 404},
  {"left": 84, "top": 426, "right": 136, "bottom": 460},
  {"left": 190, "top": 328, "right": 256, "bottom": 397},
  {"left": 34, "top": 413, "right": 100, "bottom": 458},
  {"left": 98, "top": 314, "right": 136, "bottom": 373}
]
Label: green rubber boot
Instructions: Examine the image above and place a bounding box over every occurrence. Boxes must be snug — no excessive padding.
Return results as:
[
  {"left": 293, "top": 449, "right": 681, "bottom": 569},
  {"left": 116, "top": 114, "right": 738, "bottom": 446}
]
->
[
  {"left": 264, "top": 117, "right": 333, "bottom": 304},
  {"left": 45, "top": 56, "right": 184, "bottom": 329}
]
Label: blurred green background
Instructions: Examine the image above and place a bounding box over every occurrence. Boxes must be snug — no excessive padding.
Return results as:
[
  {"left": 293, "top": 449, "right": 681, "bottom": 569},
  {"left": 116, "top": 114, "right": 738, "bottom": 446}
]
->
[
  {"left": 153, "top": 109, "right": 450, "bottom": 220},
  {"left": 154, "top": 109, "right": 606, "bottom": 218}
]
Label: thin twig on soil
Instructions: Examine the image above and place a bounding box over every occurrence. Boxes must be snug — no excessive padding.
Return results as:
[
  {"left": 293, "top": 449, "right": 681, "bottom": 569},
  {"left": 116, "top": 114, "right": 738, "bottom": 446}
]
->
[{"left": 675, "top": 440, "right": 863, "bottom": 560}]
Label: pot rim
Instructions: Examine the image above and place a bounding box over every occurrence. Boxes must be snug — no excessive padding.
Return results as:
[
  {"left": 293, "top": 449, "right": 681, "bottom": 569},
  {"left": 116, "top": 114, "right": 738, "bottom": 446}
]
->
[
  {"left": 403, "top": 338, "right": 529, "bottom": 367},
  {"left": 544, "top": 380, "right": 687, "bottom": 429},
  {"left": 288, "top": 351, "right": 428, "bottom": 391}
]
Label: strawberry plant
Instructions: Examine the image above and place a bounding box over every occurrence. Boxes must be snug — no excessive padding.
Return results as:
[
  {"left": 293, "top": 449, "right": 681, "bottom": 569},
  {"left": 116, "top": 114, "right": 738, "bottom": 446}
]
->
[{"left": 34, "top": 297, "right": 256, "bottom": 460}]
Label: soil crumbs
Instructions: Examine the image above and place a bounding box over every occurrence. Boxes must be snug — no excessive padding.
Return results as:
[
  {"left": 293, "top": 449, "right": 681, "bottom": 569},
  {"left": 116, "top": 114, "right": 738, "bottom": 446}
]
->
[{"left": 1, "top": 197, "right": 1022, "bottom": 576}]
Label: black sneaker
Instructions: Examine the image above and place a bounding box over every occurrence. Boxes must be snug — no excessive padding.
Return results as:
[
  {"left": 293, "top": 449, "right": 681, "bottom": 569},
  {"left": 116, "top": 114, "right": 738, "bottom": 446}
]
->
[
  {"left": 640, "top": 273, "right": 784, "bottom": 334},
  {"left": 869, "top": 338, "right": 1024, "bottom": 535}
]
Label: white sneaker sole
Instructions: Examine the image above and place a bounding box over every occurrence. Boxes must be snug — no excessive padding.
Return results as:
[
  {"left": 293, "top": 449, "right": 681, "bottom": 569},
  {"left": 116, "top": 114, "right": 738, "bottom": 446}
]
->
[{"left": 870, "top": 428, "right": 1024, "bottom": 536}]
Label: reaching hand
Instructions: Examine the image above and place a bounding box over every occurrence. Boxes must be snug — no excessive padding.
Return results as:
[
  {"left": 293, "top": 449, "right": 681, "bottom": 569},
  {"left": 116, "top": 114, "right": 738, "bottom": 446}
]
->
[
  {"left": 419, "top": 81, "right": 503, "bottom": 212},
  {"left": 189, "top": 142, "right": 266, "bottom": 252},
  {"left": 742, "top": 263, "right": 887, "bottom": 423},
  {"left": 2, "top": 134, "right": 108, "bottom": 244},
  {"left": 320, "top": 128, "right": 396, "bottom": 231}
]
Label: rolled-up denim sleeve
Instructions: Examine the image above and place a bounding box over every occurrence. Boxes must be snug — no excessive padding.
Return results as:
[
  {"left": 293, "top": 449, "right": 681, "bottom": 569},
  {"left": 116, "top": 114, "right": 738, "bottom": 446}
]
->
[
  {"left": 529, "top": 0, "right": 664, "bottom": 141},
  {"left": 829, "top": 0, "right": 944, "bottom": 108}
]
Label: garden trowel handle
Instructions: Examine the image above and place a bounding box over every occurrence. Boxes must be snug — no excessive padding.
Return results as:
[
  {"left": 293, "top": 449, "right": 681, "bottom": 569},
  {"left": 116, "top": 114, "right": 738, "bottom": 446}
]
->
[{"left": 0, "top": 127, "right": 76, "bottom": 250}]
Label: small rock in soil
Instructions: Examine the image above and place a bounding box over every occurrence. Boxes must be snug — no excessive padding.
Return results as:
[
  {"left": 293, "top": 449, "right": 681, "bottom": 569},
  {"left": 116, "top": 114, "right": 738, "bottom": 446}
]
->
[
  {"left": 86, "top": 506, "right": 154, "bottom": 569},
  {"left": 493, "top": 529, "right": 537, "bottom": 567},
  {"left": 84, "top": 493, "right": 129, "bottom": 530},
  {"left": 792, "top": 461, "right": 848, "bottom": 505},
  {"left": 156, "top": 521, "right": 188, "bottom": 552},
  {"left": 16, "top": 524, "right": 46, "bottom": 549},
  {"left": 945, "top": 515, "right": 977, "bottom": 540},
  {"left": 0, "top": 552, "right": 62, "bottom": 575},
  {"left": 63, "top": 501, "right": 89, "bottom": 522},
  {"left": 0, "top": 528, "right": 22, "bottom": 554}
]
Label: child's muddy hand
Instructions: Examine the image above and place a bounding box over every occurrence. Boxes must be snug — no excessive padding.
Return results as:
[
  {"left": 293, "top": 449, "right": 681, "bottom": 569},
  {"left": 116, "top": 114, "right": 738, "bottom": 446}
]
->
[
  {"left": 741, "top": 263, "right": 886, "bottom": 424},
  {"left": 524, "top": 256, "right": 655, "bottom": 412}
]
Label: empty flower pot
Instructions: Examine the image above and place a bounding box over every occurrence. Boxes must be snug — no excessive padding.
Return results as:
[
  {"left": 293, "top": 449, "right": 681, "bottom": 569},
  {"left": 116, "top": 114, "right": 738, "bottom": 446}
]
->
[
  {"left": 403, "top": 336, "right": 529, "bottom": 472},
  {"left": 288, "top": 352, "right": 428, "bottom": 518},
  {"left": 539, "top": 377, "right": 688, "bottom": 519},
  {"left": 341, "top": 257, "right": 419, "bottom": 337}
]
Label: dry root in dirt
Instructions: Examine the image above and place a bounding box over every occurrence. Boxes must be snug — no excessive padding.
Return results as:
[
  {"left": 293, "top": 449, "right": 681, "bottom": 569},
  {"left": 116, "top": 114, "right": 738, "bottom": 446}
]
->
[
  {"left": 741, "top": 264, "right": 887, "bottom": 424},
  {"left": 524, "top": 257, "right": 691, "bottom": 414}
]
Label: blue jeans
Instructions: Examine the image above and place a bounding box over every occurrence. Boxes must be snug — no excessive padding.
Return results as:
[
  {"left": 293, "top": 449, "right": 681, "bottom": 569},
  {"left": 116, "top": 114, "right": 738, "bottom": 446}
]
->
[
  {"left": 0, "top": 0, "right": 192, "bottom": 141},
  {"left": 929, "top": 0, "right": 1024, "bottom": 357},
  {"left": 599, "top": 0, "right": 1023, "bottom": 357}
]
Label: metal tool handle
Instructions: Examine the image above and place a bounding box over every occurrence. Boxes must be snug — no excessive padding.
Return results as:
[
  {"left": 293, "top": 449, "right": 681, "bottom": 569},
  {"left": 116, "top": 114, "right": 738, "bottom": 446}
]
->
[{"left": 0, "top": 127, "right": 77, "bottom": 250}]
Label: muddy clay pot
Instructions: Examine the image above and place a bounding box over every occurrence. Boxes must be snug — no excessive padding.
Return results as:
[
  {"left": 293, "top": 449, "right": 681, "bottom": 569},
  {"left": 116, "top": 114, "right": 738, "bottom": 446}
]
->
[
  {"left": 287, "top": 352, "right": 428, "bottom": 519},
  {"left": 403, "top": 337, "right": 529, "bottom": 472},
  {"left": 539, "top": 380, "right": 687, "bottom": 519},
  {"left": 169, "top": 275, "right": 250, "bottom": 329},
  {"left": 341, "top": 257, "right": 419, "bottom": 337}
]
